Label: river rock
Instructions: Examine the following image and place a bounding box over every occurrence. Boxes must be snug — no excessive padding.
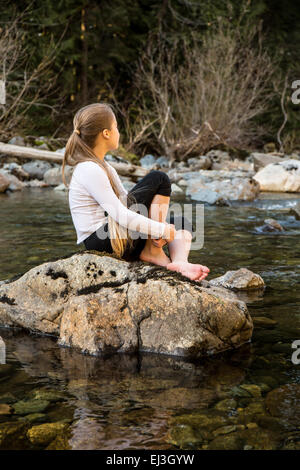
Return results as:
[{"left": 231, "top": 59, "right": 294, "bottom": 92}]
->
[
  {"left": 206, "top": 150, "right": 231, "bottom": 164},
  {"left": 43, "top": 165, "right": 73, "bottom": 186},
  {"left": 251, "top": 153, "right": 287, "bottom": 172},
  {"left": 261, "top": 218, "right": 284, "bottom": 232},
  {"left": 2, "top": 163, "right": 30, "bottom": 181},
  {"left": 253, "top": 159, "right": 300, "bottom": 192},
  {"left": 170, "top": 183, "right": 183, "bottom": 195},
  {"left": 0, "top": 170, "right": 24, "bottom": 191},
  {"left": 8, "top": 136, "right": 26, "bottom": 147},
  {"left": 188, "top": 187, "right": 229, "bottom": 205},
  {"left": 0, "top": 421, "right": 29, "bottom": 450},
  {"left": 13, "top": 399, "right": 50, "bottom": 415},
  {"left": 209, "top": 268, "right": 265, "bottom": 291},
  {"left": 265, "top": 384, "right": 300, "bottom": 427},
  {"left": 26, "top": 422, "right": 69, "bottom": 447},
  {"left": 22, "top": 161, "right": 52, "bottom": 180},
  {"left": 0, "top": 172, "right": 10, "bottom": 193},
  {"left": 204, "top": 177, "right": 260, "bottom": 201},
  {"left": 24, "top": 179, "right": 49, "bottom": 188},
  {"left": 0, "top": 252, "right": 253, "bottom": 358},
  {"left": 187, "top": 156, "right": 212, "bottom": 170},
  {"left": 289, "top": 203, "right": 300, "bottom": 220},
  {"left": 155, "top": 156, "right": 169, "bottom": 168},
  {"left": 185, "top": 170, "right": 259, "bottom": 202},
  {"left": 139, "top": 154, "right": 157, "bottom": 169}
]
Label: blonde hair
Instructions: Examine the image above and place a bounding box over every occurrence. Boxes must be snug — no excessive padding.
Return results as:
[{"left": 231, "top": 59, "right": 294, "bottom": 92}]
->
[{"left": 62, "top": 102, "right": 138, "bottom": 259}]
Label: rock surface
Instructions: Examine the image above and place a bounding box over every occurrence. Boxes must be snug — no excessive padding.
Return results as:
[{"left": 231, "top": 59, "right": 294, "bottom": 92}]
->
[
  {"left": 251, "top": 152, "right": 287, "bottom": 172},
  {"left": 253, "top": 159, "right": 300, "bottom": 192},
  {"left": 209, "top": 268, "right": 265, "bottom": 291},
  {"left": 0, "top": 172, "right": 10, "bottom": 193},
  {"left": 0, "top": 251, "right": 253, "bottom": 358},
  {"left": 185, "top": 170, "right": 259, "bottom": 203}
]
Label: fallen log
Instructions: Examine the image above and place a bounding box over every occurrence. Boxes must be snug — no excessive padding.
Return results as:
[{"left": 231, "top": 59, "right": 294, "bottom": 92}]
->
[
  {"left": 0, "top": 141, "right": 148, "bottom": 177},
  {"left": 0, "top": 141, "right": 63, "bottom": 163}
]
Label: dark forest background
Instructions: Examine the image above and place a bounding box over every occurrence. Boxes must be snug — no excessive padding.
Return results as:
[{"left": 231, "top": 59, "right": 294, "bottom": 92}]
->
[{"left": 0, "top": 0, "right": 299, "bottom": 160}]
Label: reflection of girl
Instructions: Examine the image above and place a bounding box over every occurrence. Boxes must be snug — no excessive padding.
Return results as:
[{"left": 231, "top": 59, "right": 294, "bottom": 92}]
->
[{"left": 62, "top": 102, "right": 209, "bottom": 282}]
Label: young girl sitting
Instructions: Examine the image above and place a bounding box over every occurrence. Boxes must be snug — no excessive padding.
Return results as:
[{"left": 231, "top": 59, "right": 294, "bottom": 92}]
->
[{"left": 62, "top": 102, "right": 209, "bottom": 282}]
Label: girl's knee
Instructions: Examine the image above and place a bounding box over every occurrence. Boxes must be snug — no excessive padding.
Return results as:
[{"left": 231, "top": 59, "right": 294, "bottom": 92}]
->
[{"left": 150, "top": 170, "right": 171, "bottom": 197}]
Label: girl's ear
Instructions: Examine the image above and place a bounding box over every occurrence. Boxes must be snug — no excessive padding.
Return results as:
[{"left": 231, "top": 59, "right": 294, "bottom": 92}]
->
[{"left": 102, "top": 129, "right": 110, "bottom": 139}]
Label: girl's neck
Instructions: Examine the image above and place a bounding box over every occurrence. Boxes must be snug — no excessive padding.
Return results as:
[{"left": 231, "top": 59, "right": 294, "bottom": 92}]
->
[{"left": 92, "top": 144, "right": 107, "bottom": 162}]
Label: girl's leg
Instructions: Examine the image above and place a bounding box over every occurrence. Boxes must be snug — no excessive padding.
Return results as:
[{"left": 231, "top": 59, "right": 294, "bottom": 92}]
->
[
  {"left": 128, "top": 170, "right": 209, "bottom": 281},
  {"left": 139, "top": 194, "right": 172, "bottom": 267},
  {"left": 140, "top": 207, "right": 210, "bottom": 281},
  {"left": 166, "top": 230, "right": 210, "bottom": 282}
]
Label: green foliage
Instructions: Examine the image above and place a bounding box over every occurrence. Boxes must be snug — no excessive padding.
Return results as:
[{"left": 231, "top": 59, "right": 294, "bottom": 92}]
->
[{"left": 0, "top": 0, "right": 299, "bottom": 151}]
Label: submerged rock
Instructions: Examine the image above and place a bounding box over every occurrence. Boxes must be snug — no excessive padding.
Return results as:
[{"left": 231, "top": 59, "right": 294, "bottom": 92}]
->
[
  {"left": 13, "top": 399, "right": 50, "bottom": 416},
  {"left": 0, "top": 421, "right": 29, "bottom": 450},
  {"left": 0, "top": 252, "right": 253, "bottom": 358},
  {"left": 265, "top": 384, "right": 300, "bottom": 428},
  {"left": 26, "top": 422, "right": 69, "bottom": 447},
  {"left": 259, "top": 218, "right": 285, "bottom": 232}
]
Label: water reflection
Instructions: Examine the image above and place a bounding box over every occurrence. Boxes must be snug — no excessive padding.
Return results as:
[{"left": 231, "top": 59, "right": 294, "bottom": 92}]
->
[{"left": 0, "top": 188, "right": 299, "bottom": 449}]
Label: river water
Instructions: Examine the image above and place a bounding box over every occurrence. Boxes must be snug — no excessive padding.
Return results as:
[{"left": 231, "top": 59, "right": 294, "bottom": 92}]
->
[{"left": 0, "top": 187, "right": 299, "bottom": 450}]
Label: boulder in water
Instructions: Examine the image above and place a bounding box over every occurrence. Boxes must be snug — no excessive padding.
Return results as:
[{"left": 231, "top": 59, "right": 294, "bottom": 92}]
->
[{"left": 0, "top": 252, "right": 253, "bottom": 358}]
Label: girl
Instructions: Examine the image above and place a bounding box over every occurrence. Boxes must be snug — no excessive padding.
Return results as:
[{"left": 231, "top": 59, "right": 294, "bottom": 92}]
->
[{"left": 62, "top": 103, "right": 209, "bottom": 282}]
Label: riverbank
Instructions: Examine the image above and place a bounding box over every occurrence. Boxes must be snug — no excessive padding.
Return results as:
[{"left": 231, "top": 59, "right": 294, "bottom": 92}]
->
[{"left": 1, "top": 140, "right": 300, "bottom": 206}]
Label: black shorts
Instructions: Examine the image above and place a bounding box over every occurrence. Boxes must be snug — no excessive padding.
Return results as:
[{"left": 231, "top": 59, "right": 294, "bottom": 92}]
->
[{"left": 83, "top": 169, "right": 194, "bottom": 261}]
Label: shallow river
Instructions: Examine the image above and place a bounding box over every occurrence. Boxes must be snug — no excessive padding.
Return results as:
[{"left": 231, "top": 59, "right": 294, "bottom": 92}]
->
[{"left": 0, "top": 188, "right": 299, "bottom": 450}]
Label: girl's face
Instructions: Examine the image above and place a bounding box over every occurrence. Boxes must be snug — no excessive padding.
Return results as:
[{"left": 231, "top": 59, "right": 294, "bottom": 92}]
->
[
  {"left": 108, "top": 116, "right": 120, "bottom": 150},
  {"left": 94, "top": 115, "right": 120, "bottom": 153}
]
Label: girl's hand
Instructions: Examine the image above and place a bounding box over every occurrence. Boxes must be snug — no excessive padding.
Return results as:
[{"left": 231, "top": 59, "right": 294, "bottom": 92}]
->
[{"left": 162, "top": 223, "right": 176, "bottom": 243}]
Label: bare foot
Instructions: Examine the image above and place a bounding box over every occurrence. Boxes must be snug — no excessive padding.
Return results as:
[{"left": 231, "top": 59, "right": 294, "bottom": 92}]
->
[
  {"left": 139, "top": 245, "right": 171, "bottom": 267},
  {"left": 166, "top": 261, "right": 210, "bottom": 282}
]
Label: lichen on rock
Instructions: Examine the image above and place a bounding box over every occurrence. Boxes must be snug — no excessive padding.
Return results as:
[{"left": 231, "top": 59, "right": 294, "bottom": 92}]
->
[{"left": 0, "top": 251, "right": 253, "bottom": 358}]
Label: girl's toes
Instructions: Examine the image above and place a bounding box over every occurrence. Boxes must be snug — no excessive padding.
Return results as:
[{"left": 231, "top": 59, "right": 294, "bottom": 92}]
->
[{"left": 199, "top": 265, "right": 210, "bottom": 272}]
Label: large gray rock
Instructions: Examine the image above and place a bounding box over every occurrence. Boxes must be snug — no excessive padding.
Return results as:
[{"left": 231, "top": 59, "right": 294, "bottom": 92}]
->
[
  {"left": 44, "top": 165, "right": 73, "bottom": 186},
  {"left": 139, "top": 154, "right": 157, "bottom": 169},
  {"left": 185, "top": 170, "right": 259, "bottom": 203},
  {"left": 253, "top": 159, "right": 300, "bottom": 192},
  {"left": 250, "top": 152, "right": 287, "bottom": 172},
  {"left": 188, "top": 187, "right": 229, "bottom": 205},
  {"left": 0, "top": 252, "right": 253, "bottom": 358},
  {"left": 203, "top": 177, "right": 260, "bottom": 201},
  {"left": 22, "top": 161, "right": 52, "bottom": 180}
]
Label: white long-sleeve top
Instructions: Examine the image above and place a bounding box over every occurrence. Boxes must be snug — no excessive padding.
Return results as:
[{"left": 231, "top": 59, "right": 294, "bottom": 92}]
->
[{"left": 68, "top": 160, "right": 166, "bottom": 245}]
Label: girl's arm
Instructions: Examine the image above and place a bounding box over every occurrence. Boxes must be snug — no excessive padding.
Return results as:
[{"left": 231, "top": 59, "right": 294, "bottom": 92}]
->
[{"left": 79, "top": 161, "right": 166, "bottom": 238}]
